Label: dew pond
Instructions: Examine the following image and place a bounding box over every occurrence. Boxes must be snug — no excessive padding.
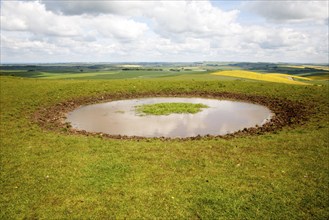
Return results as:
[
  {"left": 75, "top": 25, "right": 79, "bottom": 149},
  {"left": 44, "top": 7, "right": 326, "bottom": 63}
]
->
[{"left": 66, "top": 97, "right": 273, "bottom": 138}]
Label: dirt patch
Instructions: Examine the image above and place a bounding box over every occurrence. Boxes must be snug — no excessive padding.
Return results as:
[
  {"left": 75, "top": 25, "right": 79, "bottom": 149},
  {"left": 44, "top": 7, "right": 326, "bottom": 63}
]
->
[{"left": 33, "top": 91, "right": 311, "bottom": 140}]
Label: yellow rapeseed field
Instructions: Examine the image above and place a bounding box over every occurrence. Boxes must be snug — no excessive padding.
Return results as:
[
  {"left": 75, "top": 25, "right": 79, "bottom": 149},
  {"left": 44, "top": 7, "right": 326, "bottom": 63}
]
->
[{"left": 212, "top": 70, "right": 310, "bottom": 85}]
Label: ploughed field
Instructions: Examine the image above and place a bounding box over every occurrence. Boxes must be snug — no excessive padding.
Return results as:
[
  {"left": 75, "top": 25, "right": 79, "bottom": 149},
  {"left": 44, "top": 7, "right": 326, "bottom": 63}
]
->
[{"left": 0, "top": 74, "right": 328, "bottom": 219}]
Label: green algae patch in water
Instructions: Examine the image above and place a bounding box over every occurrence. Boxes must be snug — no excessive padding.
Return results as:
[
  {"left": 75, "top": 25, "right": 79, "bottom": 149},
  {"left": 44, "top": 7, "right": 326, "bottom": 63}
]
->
[{"left": 135, "top": 102, "right": 209, "bottom": 115}]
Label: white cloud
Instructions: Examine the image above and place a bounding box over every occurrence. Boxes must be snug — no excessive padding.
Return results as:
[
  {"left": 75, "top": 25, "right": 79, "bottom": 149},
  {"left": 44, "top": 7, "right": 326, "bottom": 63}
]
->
[
  {"left": 43, "top": 1, "right": 154, "bottom": 16},
  {"left": 0, "top": 1, "right": 149, "bottom": 41},
  {"left": 244, "top": 27, "right": 309, "bottom": 49},
  {"left": 89, "top": 15, "right": 148, "bottom": 41},
  {"left": 146, "top": 1, "right": 241, "bottom": 39},
  {"left": 0, "top": 0, "right": 328, "bottom": 63},
  {"left": 43, "top": 1, "right": 241, "bottom": 38},
  {"left": 0, "top": 1, "right": 81, "bottom": 37},
  {"left": 246, "top": 1, "right": 329, "bottom": 23}
]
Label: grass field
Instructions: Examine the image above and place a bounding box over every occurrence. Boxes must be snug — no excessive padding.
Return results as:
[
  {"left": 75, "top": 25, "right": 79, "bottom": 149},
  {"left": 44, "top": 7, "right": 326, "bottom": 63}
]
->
[
  {"left": 0, "top": 69, "right": 210, "bottom": 80},
  {"left": 1, "top": 74, "right": 328, "bottom": 219}
]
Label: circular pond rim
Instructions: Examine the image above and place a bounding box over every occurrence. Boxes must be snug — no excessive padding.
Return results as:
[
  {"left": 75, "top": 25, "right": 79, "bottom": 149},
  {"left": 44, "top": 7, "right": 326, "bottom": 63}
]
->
[{"left": 34, "top": 91, "right": 310, "bottom": 140}]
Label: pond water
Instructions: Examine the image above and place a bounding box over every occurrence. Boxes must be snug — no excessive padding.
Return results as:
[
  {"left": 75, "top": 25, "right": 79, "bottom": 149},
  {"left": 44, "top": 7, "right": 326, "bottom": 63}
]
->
[{"left": 66, "top": 97, "right": 273, "bottom": 138}]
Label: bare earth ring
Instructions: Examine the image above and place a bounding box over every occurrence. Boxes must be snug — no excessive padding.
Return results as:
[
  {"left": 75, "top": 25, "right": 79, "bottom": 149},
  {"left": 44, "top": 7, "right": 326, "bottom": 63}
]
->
[{"left": 34, "top": 91, "right": 309, "bottom": 140}]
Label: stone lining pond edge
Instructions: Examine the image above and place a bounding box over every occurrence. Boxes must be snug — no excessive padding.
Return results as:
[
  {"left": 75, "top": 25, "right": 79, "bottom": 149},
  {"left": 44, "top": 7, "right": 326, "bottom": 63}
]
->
[{"left": 33, "top": 91, "right": 311, "bottom": 140}]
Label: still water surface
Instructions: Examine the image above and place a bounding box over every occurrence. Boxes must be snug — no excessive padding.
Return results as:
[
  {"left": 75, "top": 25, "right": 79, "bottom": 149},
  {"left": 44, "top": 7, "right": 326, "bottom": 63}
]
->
[{"left": 66, "top": 97, "right": 273, "bottom": 138}]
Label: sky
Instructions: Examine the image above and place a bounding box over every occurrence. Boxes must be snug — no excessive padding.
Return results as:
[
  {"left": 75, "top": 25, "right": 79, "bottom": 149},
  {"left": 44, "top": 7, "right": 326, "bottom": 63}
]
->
[{"left": 0, "top": 0, "right": 328, "bottom": 64}]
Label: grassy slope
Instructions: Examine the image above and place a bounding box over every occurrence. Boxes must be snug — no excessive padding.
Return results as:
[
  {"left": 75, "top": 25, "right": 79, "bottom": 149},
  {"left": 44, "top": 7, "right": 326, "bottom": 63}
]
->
[{"left": 0, "top": 76, "right": 328, "bottom": 219}]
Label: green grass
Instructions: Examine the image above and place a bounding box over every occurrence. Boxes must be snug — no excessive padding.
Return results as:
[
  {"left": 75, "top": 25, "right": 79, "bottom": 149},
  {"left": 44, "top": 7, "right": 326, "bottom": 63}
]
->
[
  {"left": 135, "top": 102, "right": 209, "bottom": 115},
  {"left": 0, "top": 76, "right": 328, "bottom": 219},
  {"left": 0, "top": 69, "right": 209, "bottom": 80}
]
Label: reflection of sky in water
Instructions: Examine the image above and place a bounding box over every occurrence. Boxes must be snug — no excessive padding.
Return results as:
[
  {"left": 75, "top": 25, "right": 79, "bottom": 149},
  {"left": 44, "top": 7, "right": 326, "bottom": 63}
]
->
[{"left": 66, "top": 98, "right": 273, "bottom": 138}]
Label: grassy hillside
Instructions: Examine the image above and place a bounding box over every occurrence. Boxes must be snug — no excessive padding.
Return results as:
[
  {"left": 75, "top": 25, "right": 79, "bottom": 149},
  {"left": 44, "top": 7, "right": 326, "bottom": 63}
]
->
[{"left": 0, "top": 76, "right": 328, "bottom": 219}]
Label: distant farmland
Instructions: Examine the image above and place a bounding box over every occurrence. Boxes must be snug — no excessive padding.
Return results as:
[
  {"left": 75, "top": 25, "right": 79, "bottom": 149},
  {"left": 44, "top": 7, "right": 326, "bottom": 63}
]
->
[{"left": 1, "top": 62, "right": 328, "bottom": 83}]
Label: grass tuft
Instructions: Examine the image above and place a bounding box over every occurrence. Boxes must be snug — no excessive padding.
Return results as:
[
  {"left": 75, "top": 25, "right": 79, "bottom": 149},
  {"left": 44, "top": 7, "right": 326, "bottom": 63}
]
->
[{"left": 135, "top": 102, "right": 209, "bottom": 115}]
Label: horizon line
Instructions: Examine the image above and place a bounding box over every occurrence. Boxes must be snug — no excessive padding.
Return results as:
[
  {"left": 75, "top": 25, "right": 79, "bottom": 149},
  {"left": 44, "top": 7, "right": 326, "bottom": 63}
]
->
[{"left": 1, "top": 61, "right": 328, "bottom": 65}]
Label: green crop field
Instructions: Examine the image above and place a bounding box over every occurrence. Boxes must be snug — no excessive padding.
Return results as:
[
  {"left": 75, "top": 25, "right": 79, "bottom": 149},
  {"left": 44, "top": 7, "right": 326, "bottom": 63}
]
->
[{"left": 1, "top": 70, "right": 328, "bottom": 219}]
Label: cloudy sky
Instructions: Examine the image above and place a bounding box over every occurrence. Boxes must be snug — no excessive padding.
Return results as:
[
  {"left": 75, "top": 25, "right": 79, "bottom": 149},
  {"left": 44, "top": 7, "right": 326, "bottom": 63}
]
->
[{"left": 1, "top": 0, "right": 328, "bottom": 63}]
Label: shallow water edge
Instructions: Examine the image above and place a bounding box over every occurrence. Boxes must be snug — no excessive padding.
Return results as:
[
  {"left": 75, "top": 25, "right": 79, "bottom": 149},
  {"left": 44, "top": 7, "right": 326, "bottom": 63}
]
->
[{"left": 66, "top": 98, "right": 273, "bottom": 138}]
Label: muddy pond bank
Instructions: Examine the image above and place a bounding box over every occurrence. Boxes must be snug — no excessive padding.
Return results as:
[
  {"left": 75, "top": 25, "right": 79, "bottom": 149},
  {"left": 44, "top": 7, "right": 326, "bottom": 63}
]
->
[{"left": 34, "top": 91, "right": 310, "bottom": 140}]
